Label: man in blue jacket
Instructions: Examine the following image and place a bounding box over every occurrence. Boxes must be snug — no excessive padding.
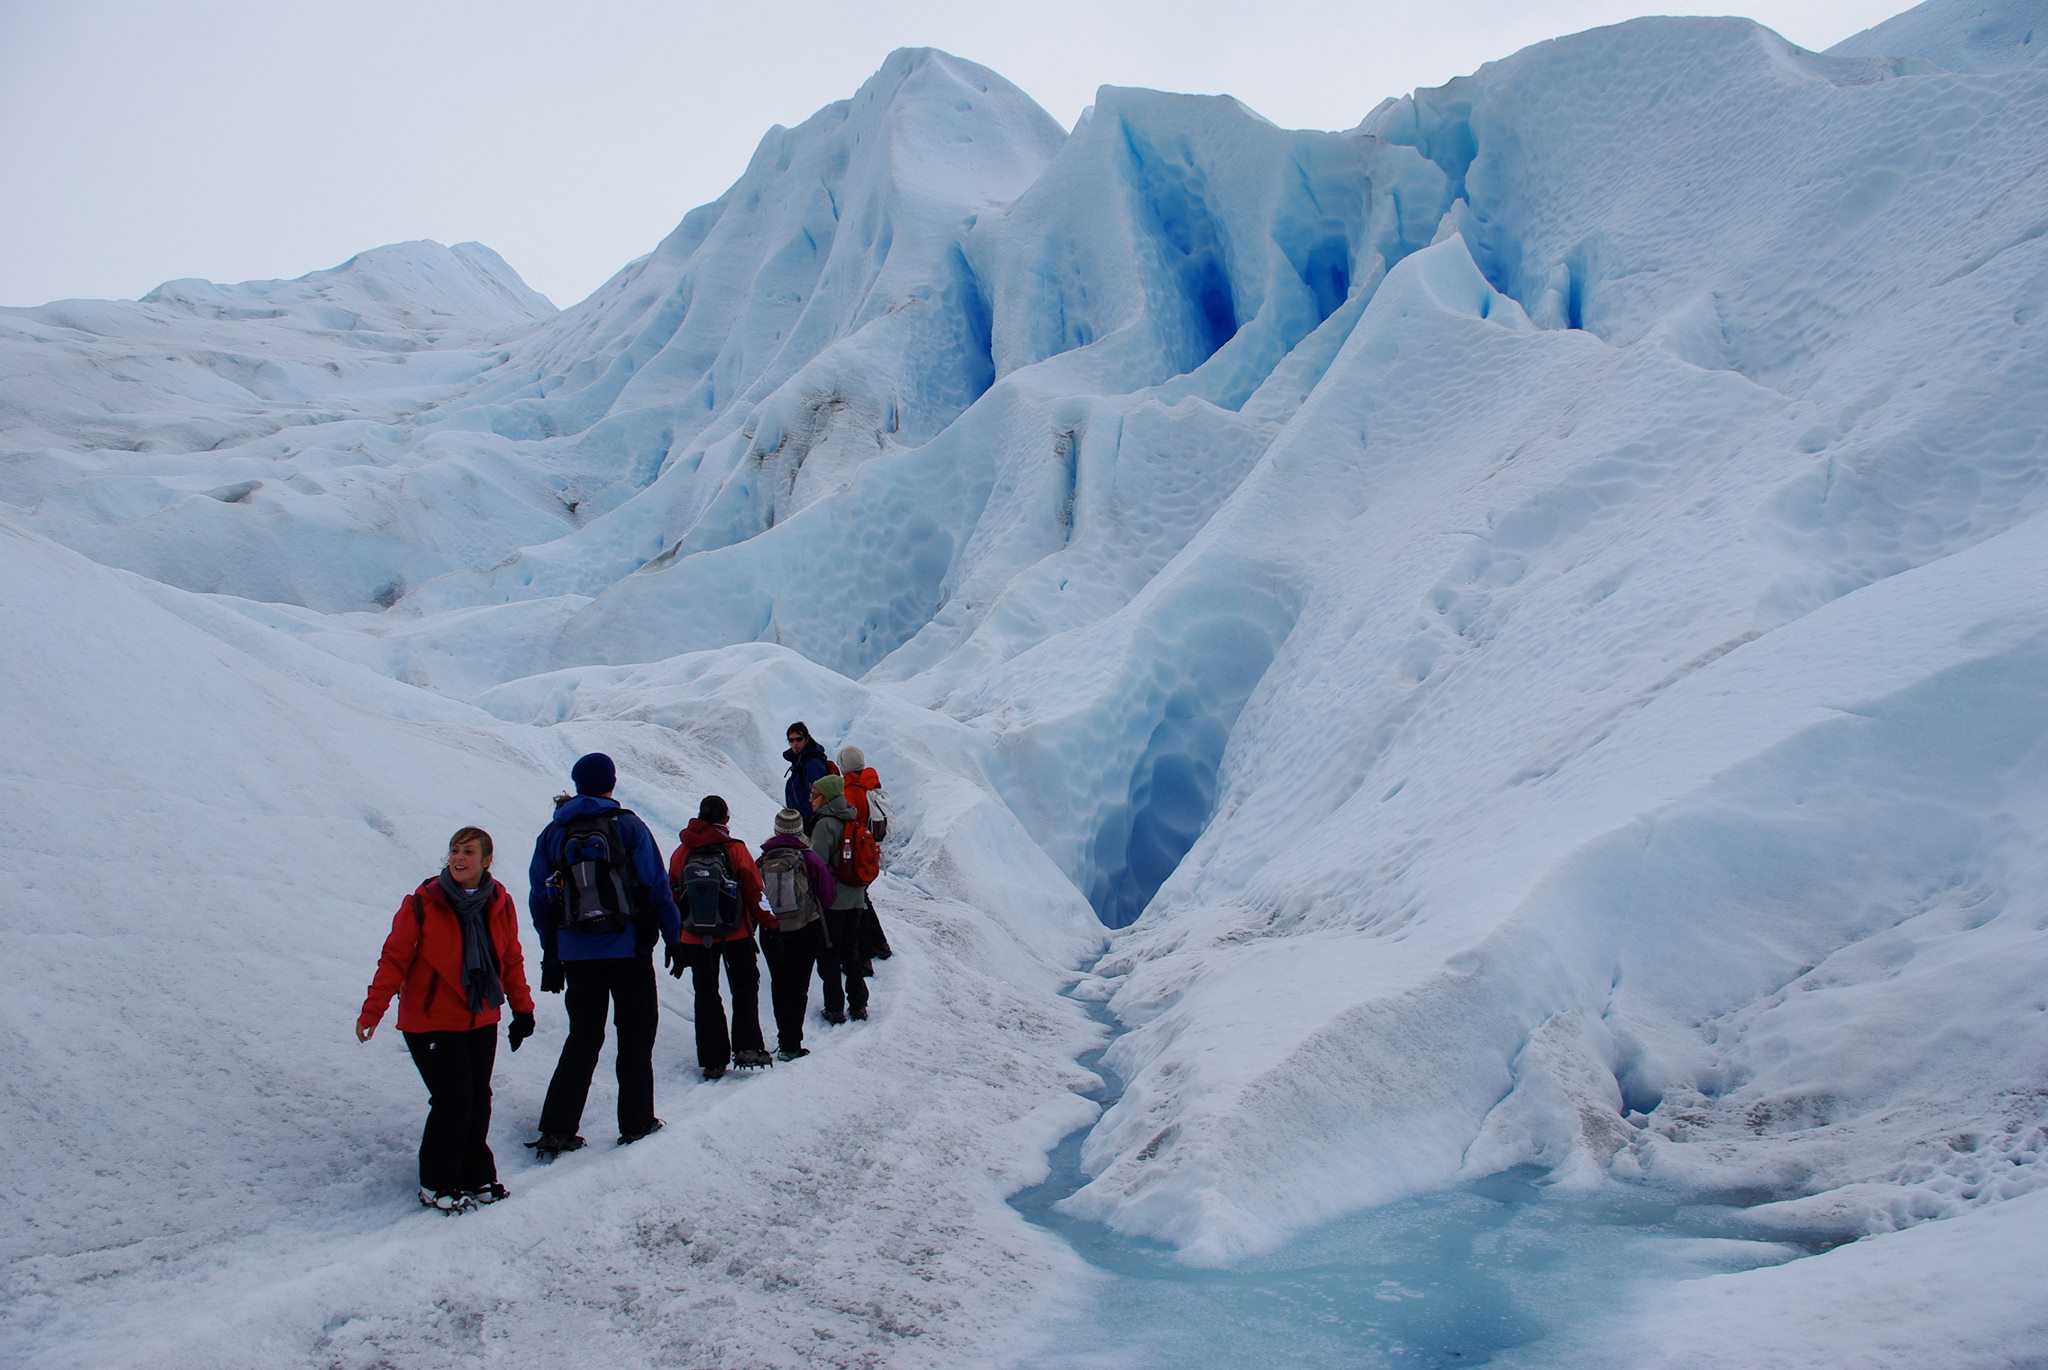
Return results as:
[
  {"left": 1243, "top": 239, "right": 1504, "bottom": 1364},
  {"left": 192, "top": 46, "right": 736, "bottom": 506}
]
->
[
  {"left": 526, "top": 752, "right": 684, "bottom": 1153},
  {"left": 783, "top": 721, "right": 836, "bottom": 833}
]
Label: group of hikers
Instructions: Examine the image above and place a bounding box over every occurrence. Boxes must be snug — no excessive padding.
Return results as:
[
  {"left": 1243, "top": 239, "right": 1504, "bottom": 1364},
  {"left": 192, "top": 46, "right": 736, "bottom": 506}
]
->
[{"left": 355, "top": 722, "right": 892, "bottom": 1214}]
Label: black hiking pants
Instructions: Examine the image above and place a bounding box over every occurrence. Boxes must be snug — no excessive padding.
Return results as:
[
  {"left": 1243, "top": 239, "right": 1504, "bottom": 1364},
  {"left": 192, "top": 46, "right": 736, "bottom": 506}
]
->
[
  {"left": 860, "top": 892, "right": 892, "bottom": 960},
  {"left": 688, "top": 936, "right": 765, "bottom": 1070},
  {"left": 760, "top": 920, "right": 823, "bottom": 1053},
  {"left": 405, "top": 1024, "right": 498, "bottom": 1194},
  {"left": 538, "top": 955, "right": 658, "bottom": 1138},
  {"left": 816, "top": 907, "right": 870, "bottom": 1019}
]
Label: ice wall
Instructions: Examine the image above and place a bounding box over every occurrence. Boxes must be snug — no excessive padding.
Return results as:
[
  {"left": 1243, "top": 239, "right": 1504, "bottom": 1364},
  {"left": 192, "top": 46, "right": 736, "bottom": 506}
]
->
[{"left": 1041, "top": 9, "right": 2048, "bottom": 1263}]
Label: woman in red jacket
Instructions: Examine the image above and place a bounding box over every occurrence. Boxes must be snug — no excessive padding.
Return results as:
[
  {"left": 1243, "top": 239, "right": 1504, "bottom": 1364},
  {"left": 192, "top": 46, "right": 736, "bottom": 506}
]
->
[
  {"left": 357, "top": 826, "right": 536, "bottom": 1213},
  {"left": 669, "top": 795, "right": 776, "bottom": 1080},
  {"left": 837, "top": 744, "right": 894, "bottom": 969}
]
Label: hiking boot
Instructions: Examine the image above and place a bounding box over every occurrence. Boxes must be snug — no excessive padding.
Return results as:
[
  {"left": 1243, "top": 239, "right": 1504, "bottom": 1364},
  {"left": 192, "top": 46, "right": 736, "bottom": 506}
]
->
[
  {"left": 419, "top": 1187, "right": 476, "bottom": 1215},
  {"left": 467, "top": 1181, "right": 511, "bottom": 1205},
  {"left": 703, "top": 1064, "right": 726, "bottom": 1081},
  {"left": 776, "top": 1046, "right": 810, "bottom": 1062},
  {"left": 734, "top": 1049, "right": 773, "bottom": 1069},
  {"left": 822, "top": 1009, "right": 846, "bottom": 1025},
  {"left": 850, "top": 1005, "right": 868, "bottom": 1021},
  {"left": 619, "top": 1118, "right": 665, "bottom": 1146},
  {"left": 525, "top": 1132, "right": 586, "bottom": 1159}
]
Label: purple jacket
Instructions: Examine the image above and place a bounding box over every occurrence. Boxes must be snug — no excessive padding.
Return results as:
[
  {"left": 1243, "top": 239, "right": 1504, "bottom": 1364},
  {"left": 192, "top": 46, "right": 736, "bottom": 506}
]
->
[{"left": 757, "top": 832, "right": 837, "bottom": 931}]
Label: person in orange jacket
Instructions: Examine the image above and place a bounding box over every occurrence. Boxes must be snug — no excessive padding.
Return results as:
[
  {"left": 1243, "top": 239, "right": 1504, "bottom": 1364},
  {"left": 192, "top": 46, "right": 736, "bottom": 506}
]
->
[
  {"left": 357, "top": 825, "right": 536, "bottom": 1214},
  {"left": 669, "top": 795, "right": 777, "bottom": 1079},
  {"left": 836, "top": 744, "right": 894, "bottom": 969}
]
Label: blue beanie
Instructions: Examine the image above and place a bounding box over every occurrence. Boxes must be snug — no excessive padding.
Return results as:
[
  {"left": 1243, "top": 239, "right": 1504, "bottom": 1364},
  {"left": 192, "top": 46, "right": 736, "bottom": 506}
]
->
[{"left": 571, "top": 752, "right": 616, "bottom": 796}]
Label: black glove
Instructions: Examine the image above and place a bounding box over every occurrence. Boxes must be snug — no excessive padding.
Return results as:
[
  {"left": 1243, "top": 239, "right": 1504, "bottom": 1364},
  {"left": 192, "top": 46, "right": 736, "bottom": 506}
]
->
[
  {"left": 665, "top": 942, "right": 687, "bottom": 978},
  {"left": 507, "top": 1010, "right": 535, "bottom": 1052},
  {"left": 540, "top": 956, "right": 564, "bottom": 994}
]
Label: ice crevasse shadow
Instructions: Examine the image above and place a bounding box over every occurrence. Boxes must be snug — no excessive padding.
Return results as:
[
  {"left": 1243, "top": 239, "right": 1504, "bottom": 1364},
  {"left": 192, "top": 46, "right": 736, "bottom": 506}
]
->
[
  {"left": 1080, "top": 586, "right": 1298, "bottom": 930},
  {"left": 1006, "top": 973, "right": 1821, "bottom": 1369}
]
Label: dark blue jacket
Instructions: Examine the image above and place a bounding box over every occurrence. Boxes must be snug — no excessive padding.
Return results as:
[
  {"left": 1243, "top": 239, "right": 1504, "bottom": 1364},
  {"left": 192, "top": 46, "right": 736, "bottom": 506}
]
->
[
  {"left": 784, "top": 740, "right": 834, "bottom": 830},
  {"left": 528, "top": 795, "right": 683, "bottom": 960}
]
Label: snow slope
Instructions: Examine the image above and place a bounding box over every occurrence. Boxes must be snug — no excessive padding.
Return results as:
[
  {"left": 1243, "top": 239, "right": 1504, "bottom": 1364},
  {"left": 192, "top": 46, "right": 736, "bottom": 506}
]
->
[
  {"left": 5, "top": 3, "right": 2048, "bottom": 1366},
  {"left": 0, "top": 511, "right": 1105, "bottom": 1367},
  {"left": 1833, "top": 0, "right": 2044, "bottom": 69},
  {"left": 0, "top": 240, "right": 559, "bottom": 610}
]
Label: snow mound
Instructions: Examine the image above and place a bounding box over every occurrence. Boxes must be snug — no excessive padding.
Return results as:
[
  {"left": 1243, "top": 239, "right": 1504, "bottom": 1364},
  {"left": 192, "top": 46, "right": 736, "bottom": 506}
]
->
[{"left": 142, "top": 239, "right": 557, "bottom": 333}]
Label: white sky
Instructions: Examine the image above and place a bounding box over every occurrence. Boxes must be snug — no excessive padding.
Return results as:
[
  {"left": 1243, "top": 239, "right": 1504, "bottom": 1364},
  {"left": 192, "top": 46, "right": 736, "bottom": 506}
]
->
[{"left": 1, "top": 0, "right": 1909, "bottom": 310}]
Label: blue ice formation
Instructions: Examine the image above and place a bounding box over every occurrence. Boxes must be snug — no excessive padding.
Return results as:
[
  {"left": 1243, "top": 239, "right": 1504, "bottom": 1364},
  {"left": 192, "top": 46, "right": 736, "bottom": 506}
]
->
[{"left": 4, "top": 6, "right": 2047, "bottom": 1316}]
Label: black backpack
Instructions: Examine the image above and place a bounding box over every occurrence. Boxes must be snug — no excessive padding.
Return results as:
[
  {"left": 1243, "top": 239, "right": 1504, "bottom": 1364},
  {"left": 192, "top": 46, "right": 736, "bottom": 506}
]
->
[
  {"left": 553, "top": 809, "right": 641, "bottom": 936},
  {"left": 675, "top": 841, "right": 743, "bottom": 940}
]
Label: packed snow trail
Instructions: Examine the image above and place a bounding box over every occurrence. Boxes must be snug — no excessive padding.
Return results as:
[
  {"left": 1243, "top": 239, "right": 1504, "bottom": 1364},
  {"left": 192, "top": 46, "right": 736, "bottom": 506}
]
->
[{"left": 0, "top": 518, "right": 1109, "bottom": 1367}]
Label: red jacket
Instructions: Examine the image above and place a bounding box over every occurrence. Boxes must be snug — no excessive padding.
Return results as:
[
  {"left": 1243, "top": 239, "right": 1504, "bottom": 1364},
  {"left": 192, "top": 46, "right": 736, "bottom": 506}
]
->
[
  {"left": 669, "top": 818, "right": 772, "bottom": 943},
  {"left": 842, "top": 767, "right": 882, "bottom": 827},
  {"left": 358, "top": 878, "right": 535, "bottom": 1034}
]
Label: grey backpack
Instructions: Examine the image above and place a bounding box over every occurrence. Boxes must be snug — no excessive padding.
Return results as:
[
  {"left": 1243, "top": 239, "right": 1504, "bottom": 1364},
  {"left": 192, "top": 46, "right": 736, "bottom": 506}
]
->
[{"left": 758, "top": 845, "right": 818, "bottom": 923}]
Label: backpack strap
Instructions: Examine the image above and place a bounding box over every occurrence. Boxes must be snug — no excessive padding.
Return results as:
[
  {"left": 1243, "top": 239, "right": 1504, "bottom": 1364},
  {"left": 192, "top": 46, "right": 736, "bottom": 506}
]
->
[
  {"left": 408, "top": 890, "right": 441, "bottom": 1015},
  {"left": 609, "top": 808, "right": 658, "bottom": 945}
]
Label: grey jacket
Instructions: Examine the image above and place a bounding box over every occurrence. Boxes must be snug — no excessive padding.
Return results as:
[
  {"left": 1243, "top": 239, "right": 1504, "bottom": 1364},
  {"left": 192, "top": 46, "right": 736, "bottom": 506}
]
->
[{"left": 807, "top": 796, "right": 871, "bottom": 911}]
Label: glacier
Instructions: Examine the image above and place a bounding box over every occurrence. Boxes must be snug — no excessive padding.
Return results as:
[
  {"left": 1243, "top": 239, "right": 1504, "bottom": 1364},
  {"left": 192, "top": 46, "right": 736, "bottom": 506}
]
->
[{"left": 3, "top": 1, "right": 2047, "bottom": 1365}]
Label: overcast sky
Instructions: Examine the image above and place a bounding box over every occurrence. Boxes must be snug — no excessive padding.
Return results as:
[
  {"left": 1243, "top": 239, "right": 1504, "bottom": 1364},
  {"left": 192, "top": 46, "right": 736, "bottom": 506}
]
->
[{"left": 1, "top": 0, "right": 1909, "bottom": 310}]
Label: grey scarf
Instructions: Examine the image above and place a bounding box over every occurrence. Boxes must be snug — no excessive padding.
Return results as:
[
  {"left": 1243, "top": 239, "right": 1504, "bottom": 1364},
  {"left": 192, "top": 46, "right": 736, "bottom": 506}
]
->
[{"left": 440, "top": 868, "right": 505, "bottom": 1014}]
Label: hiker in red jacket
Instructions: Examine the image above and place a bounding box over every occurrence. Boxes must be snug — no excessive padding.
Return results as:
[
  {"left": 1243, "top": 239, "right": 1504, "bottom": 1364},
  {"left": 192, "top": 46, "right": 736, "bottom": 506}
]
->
[
  {"left": 837, "top": 744, "right": 895, "bottom": 970},
  {"left": 357, "top": 825, "right": 536, "bottom": 1214},
  {"left": 668, "top": 796, "right": 777, "bottom": 1080}
]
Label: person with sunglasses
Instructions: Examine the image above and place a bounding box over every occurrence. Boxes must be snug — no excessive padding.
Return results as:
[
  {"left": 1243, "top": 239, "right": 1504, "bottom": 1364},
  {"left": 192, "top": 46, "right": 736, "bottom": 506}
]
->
[{"left": 782, "top": 721, "right": 836, "bottom": 834}]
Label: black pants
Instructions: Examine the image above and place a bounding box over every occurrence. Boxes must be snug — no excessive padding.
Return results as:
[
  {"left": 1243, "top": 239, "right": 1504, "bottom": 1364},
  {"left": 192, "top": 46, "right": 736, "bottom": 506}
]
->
[
  {"left": 689, "top": 936, "right": 765, "bottom": 1069},
  {"left": 860, "top": 892, "right": 892, "bottom": 959},
  {"left": 815, "top": 908, "right": 869, "bottom": 1018},
  {"left": 405, "top": 1025, "right": 498, "bottom": 1194},
  {"left": 539, "top": 955, "right": 658, "bottom": 1138},
  {"left": 760, "top": 921, "right": 823, "bottom": 1052}
]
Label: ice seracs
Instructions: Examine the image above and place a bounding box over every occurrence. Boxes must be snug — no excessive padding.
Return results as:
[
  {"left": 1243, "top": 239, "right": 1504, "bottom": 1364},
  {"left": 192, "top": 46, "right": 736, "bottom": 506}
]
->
[{"left": 3, "top": 1, "right": 2047, "bottom": 1364}]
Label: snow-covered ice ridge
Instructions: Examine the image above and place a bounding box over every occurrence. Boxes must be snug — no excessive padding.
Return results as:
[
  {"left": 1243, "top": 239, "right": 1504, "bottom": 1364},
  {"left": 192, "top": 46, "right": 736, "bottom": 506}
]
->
[{"left": 4, "top": 0, "right": 2048, "bottom": 1364}]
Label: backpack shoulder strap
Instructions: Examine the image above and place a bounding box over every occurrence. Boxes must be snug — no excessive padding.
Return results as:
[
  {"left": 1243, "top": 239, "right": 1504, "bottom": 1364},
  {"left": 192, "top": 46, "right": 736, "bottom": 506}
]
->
[
  {"left": 603, "top": 810, "right": 626, "bottom": 865},
  {"left": 408, "top": 890, "right": 446, "bottom": 1009},
  {"left": 550, "top": 813, "right": 587, "bottom": 870}
]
